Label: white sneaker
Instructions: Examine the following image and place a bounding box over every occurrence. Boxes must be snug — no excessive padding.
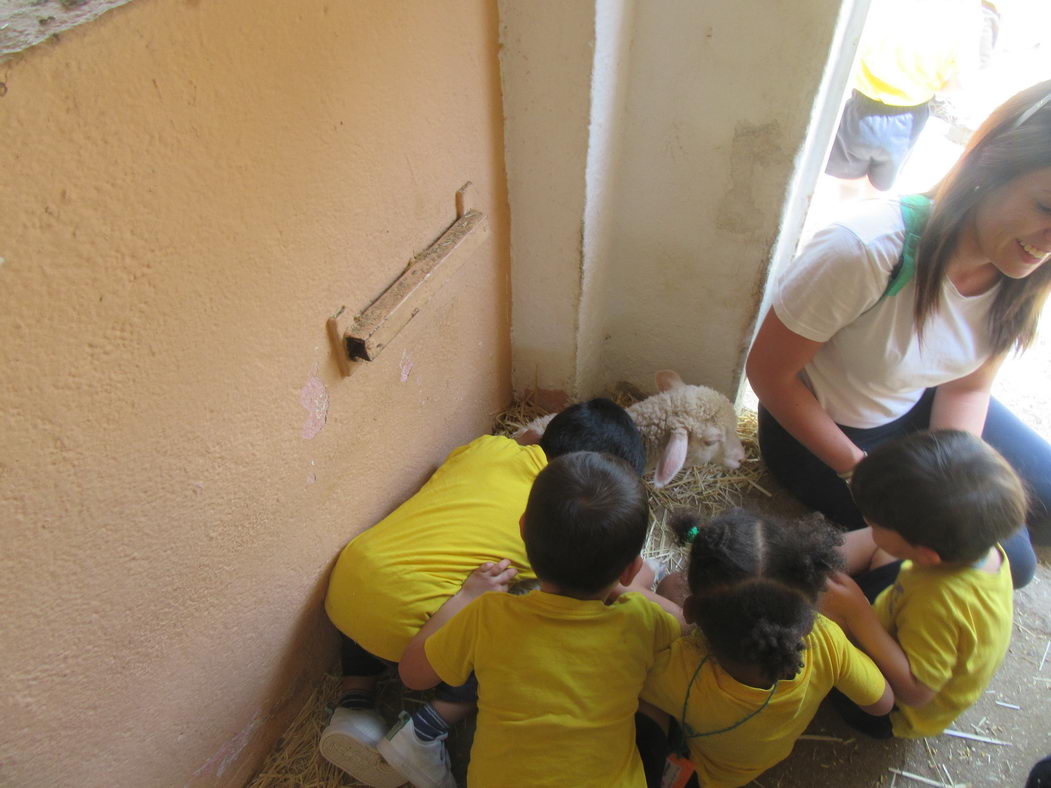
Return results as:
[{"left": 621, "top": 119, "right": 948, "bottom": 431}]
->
[
  {"left": 319, "top": 707, "right": 408, "bottom": 788},
  {"left": 375, "top": 712, "right": 457, "bottom": 788}
]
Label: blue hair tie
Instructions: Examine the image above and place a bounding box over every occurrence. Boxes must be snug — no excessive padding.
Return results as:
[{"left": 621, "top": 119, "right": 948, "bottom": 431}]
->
[{"left": 685, "top": 525, "right": 699, "bottom": 544}]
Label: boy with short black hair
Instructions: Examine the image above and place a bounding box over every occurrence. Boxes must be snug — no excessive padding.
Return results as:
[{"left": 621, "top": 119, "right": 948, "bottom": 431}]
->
[
  {"left": 397, "top": 451, "right": 681, "bottom": 788},
  {"left": 822, "top": 429, "right": 1025, "bottom": 738},
  {"left": 320, "top": 399, "right": 647, "bottom": 788}
]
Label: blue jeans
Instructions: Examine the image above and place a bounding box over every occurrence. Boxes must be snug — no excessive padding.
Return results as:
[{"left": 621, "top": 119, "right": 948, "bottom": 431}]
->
[{"left": 758, "top": 389, "right": 1045, "bottom": 588}]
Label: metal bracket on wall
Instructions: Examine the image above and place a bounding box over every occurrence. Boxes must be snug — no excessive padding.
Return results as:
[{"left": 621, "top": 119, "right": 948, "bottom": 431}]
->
[{"left": 328, "top": 182, "right": 489, "bottom": 376}]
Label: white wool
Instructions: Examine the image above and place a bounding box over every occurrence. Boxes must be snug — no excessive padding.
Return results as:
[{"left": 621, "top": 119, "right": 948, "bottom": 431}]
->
[{"left": 627, "top": 384, "right": 743, "bottom": 471}]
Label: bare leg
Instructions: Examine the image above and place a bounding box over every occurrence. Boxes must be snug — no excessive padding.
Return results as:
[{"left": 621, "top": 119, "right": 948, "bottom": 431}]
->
[
  {"left": 840, "top": 528, "right": 881, "bottom": 575},
  {"left": 656, "top": 571, "right": 690, "bottom": 608},
  {"left": 868, "top": 546, "right": 899, "bottom": 571},
  {"left": 631, "top": 560, "right": 656, "bottom": 590},
  {"left": 431, "top": 699, "right": 475, "bottom": 726}
]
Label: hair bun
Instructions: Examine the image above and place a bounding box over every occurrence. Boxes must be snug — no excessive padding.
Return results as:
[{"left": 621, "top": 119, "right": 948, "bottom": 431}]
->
[{"left": 742, "top": 619, "right": 806, "bottom": 682}]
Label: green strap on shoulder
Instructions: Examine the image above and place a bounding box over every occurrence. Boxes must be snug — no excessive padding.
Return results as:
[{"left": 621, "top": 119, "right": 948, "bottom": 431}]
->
[{"left": 884, "top": 193, "right": 932, "bottom": 298}]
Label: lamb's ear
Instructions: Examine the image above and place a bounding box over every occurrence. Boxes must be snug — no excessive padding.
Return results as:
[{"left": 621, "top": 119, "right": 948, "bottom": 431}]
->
[
  {"left": 654, "top": 427, "right": 689, "bottom": 488},
  {"left": 514, "top": 412, "right": 556, "bottom": 445},
  {"left": 655, "top": 370, "right": 685, "bottom": 392}
]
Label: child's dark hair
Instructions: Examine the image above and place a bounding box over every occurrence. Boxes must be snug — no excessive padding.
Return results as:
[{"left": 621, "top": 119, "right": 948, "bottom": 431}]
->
[
  {"left": 524, "top": 451, "right": 648, "bottom": 595},
  {"left": 851, "top": 430, "right": 1026, "bottom": 564},
  {"left": 539, "top": 398, "right": 646, "bottom": 475},
  {"left": 672, "top": 508, "right": 843, "bottom": 685}
]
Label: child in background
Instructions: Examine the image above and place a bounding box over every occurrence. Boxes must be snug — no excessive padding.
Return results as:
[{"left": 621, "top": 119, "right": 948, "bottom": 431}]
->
[
  {"left": 640, "top": 508, "right": 891, "bottom": 788},
  {"left": 396, "top": 451, "right": 682, "bottom": 788},
  {"left": 320, "top": 399, "right": 646, "bottom": 788},
  {"left": 823, "top": 429, "right": 1024, "bottom": 738}
]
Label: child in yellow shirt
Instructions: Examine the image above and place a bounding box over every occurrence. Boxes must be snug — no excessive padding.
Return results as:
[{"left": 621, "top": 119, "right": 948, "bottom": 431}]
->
[
  {"left": 639, "top": 509, "right": 891, "bottom": 788},
  {"left": 320, "top": 399, "right": 647, "bottom": 788},
  {"left": 823, "top": 429, "right": 1024, "bottom": 738},
  {"left": 397, "top": 451, "right": 682, "bottom": 788}
]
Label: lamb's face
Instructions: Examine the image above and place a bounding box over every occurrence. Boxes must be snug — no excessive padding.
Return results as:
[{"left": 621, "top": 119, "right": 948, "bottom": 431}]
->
[
  {"left": 682, "top": 398, "right": 745, "bottom": 470},
  {"left": 684, "top": 423, "right": 744, "bottom": 469}
]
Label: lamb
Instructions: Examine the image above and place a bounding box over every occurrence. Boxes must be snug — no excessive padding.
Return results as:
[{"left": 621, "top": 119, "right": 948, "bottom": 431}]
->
[{"left": 516, "top": 370, "right": 746, "bottom": 488}]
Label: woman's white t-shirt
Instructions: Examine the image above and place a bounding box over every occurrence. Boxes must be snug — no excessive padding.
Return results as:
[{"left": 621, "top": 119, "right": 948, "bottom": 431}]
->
[{"left": 773, "top": 199, "right": 999, "bottom": 429}]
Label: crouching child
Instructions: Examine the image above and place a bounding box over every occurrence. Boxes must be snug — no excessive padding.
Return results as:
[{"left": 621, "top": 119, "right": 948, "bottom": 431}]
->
[
  {"left": 397, "top": 451, "right": 682, "bottom": 787},
  {"left": 823, "top": 430, "right": 1025, "bottom": 738}
]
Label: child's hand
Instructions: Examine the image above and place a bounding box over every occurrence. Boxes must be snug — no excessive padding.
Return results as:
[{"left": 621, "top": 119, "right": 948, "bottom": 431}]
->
[
  {"left": 460, "top": 558, "right": 518, "bottom": 600},
  {"left": 820, "top": 571, "right": 868, "bottom": 630}
]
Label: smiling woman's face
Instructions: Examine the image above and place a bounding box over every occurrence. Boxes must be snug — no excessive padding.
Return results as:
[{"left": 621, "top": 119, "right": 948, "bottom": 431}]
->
[{"left": 972, "top": 166, "right": 1051, "bottom": 279}]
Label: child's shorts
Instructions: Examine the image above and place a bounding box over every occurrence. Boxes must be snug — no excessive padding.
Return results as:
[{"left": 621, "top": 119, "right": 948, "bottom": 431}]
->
[
  {"left": 340, "top": 633, "right": 478, "bottom": 702},
  {"left": 825, "top": 90, "right": 930, "bottom": 191}
]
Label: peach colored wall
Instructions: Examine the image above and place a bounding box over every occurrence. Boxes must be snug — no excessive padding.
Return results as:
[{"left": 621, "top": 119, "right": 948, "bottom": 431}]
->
[{"left": 0, "top": 1, "right": 510, "bottom": 785}]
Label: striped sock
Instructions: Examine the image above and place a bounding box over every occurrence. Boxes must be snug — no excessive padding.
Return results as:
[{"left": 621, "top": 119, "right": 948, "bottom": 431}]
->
[
  {"left": 337, "top": 689, "right": 375, "bottom": 710},
  {"left": 410, "top": 703, "right": 450, "bottom": 742}
]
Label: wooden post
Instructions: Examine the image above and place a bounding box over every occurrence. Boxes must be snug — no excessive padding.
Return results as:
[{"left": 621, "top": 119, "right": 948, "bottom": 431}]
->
[{"left": 328, "top": 183, "right": 489, "bottom": 375}]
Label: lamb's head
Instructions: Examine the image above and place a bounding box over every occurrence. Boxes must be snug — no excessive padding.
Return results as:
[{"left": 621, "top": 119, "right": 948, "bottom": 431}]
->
[
  {"left": 675, "top": 387, "right": 745, "bottom": 470},
  {"left": 629, "top": 370, "right": 746, "bottom": 487}
]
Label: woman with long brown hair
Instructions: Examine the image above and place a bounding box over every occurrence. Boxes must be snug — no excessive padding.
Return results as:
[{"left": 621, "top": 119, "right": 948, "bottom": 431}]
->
[{"left": 747, "top": 79, "right": 1051, "bottom": 588}]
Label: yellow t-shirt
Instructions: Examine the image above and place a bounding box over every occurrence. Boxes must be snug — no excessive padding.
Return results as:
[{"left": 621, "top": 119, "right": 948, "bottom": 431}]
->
[
  {"left": 425, "top": 590, "right": 681, "bottom": 788},
  {"left": 853, "top": 0, "right": 981, "bottom": 106},
  {"left": 642, "top": 615, "right": 886, "bottom": 788},
  {"left": 874, "top": 546, "right": 1013, "bottom": 738},
  {"left": 324, "top": 435, "right": 547, "bottom": 662}
]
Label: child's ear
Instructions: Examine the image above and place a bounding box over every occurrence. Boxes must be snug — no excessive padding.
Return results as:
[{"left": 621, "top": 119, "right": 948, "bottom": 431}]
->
[
  {"left": 619, "top": 555, "right": 645, "bottom": 587},
  {"left": 681, "top": 595, "right": 699, "bottom": 626}
]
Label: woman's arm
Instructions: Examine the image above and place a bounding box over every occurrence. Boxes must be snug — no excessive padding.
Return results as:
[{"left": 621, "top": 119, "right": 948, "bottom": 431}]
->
[
  {"left": 746, "top": 310, "right": 867, "bottom": 475},
  {"left": 929, "top": 354, "right": 1005, "bottom": 434}
]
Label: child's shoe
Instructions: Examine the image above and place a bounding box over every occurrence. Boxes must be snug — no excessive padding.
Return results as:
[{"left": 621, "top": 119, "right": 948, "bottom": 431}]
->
[
  {"left": 376, "top": 712, "right": 457, "bottom": 788},
  {"left": 319, "top": 706, "right": 408, "bottom": 787}
]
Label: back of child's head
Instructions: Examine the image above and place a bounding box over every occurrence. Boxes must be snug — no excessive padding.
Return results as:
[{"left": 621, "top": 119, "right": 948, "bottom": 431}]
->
[
  {"left": 524, "top": 451, "right": 649, "bottom": 595},
  {"left": 851, "top": 430, "right": 1026, "bottom": 564},
  {"left": 671, "top": 508, "right": 843, "bottom": 685},
  {"left": 539, "top": 398, "right": 646, "bottom": 475}
]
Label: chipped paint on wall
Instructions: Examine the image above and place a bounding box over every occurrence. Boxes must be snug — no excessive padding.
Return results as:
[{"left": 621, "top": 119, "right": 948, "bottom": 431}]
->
[
  {"left": 191, "top": 713, "right": 263, "bottom": 781},
  {"left": 399, "top": 350, "right": 414, "bottom": 382},
  {"left": 0, "top": 0, "right": 135, "bottom": 58},
  {"left": 716, "top": 121, "right": 785, "bottom": 239},
  {"left": 298, "top": 366, "right": 328, "bottom": 440}
]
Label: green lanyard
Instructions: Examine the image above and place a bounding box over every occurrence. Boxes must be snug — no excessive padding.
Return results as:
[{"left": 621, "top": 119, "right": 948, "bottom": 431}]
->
[{"left": 675, "top": 654, "right": 779, "bottom": 757}]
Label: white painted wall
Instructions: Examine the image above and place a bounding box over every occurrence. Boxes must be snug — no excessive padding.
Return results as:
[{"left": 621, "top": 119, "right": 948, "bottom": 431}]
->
[
  {"left": 578, "top": 0, "right": 637, "bottom": 397},
  {"left": 499, "top": 0, "right": 596, "bottom": 407},
  {"left": 504, "top": 0, "right": 870, "bottom": 403}
]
